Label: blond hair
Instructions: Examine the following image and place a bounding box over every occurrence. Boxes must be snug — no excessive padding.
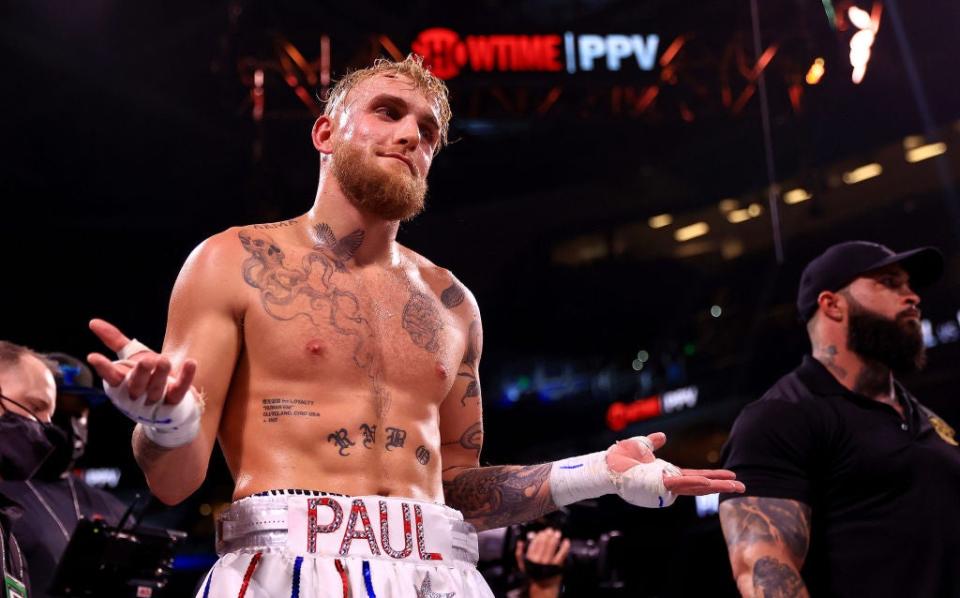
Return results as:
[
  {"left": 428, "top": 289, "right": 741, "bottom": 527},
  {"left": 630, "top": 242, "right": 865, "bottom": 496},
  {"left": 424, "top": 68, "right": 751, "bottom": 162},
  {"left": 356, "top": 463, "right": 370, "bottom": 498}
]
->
[{"left": 323, "top": 54, "right": 452, "bottom": 152}]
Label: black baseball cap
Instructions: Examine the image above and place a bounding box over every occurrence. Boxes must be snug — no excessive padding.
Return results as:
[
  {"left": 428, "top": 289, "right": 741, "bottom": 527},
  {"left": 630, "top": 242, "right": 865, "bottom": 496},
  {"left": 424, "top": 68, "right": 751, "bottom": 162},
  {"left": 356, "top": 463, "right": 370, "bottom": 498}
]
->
[
  {"left": 45, "top": 352, "right": 108, "bottom": 404},
  {"left": 797, "top": 241, "right": 943, "bottom": 322}
]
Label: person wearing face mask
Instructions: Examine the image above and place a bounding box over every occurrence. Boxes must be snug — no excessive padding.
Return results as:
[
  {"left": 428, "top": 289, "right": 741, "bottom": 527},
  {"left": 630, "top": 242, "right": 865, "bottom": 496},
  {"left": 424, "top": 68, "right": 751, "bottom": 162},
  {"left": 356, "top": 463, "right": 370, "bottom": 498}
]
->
[
  {"left": 0, "top": 351, "right": 127, "bottom": 598},
  {"left": 0, "top": 340, "right": 62, "bottom": 597}
]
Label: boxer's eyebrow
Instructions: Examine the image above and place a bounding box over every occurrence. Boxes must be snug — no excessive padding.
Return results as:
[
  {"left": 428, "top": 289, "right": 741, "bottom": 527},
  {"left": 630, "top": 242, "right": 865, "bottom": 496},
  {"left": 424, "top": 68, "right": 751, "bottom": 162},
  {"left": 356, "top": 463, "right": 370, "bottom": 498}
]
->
[{"left": 368, "top": 93, "right": 441, "bottom": 138}]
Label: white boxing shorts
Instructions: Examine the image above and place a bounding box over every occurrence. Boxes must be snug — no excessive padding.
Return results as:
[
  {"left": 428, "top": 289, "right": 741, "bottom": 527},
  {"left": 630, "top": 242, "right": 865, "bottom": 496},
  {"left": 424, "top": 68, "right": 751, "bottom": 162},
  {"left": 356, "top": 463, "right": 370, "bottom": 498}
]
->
[{"left": 196, "top": 489, "right": 494, "bottom": 598}]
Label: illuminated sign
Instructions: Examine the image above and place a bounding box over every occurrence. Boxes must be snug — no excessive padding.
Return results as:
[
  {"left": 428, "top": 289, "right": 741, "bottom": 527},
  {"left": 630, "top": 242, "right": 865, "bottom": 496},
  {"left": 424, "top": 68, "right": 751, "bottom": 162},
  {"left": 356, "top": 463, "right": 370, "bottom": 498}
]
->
[
  {"left": 605, "top": 385, "right": 699, "bottom": 431},
  {"left": 411, "top": 28, "right": 660, "bottom": 79}
]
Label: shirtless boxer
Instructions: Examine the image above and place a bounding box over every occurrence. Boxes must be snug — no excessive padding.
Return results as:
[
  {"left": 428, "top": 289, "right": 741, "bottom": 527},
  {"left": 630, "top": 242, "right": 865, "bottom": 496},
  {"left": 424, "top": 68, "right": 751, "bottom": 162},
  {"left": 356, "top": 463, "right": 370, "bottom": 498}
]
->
[{"left": 87, "top": 56, "right": 744, "bottom": 597}]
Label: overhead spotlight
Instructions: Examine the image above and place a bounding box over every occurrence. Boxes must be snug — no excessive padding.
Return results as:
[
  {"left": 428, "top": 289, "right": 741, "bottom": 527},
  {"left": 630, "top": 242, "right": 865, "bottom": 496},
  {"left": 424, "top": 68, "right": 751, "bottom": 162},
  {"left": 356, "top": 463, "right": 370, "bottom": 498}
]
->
[
  {"left": 718, "top": 199, "right": 739, "bottom": 213},
  {"left": 842, "top": 163, "right": 882, "bottom": 184},
  {"left": 674, "top": 222, "right": 709, "bottom": 242},
  {"left": 746, "top": 203, "right": 762, "bottom": 217},
  {"left": 648, "top": 213, "right": 673, "bottom": 229},
  {"left": 727, "top": 209, "right": 751, "bottom": 224},
  {"left": 906, "top": 142, "right": 947, "bottom": 163},
  {"left": 902, "top": 135, "right": 925, "bottom": 150},
  {"left": 805, "top": 57, "right": 825, "bottom": 85},
  {"left": 784, "top": 188, "right": 812, "bottom": 204}
]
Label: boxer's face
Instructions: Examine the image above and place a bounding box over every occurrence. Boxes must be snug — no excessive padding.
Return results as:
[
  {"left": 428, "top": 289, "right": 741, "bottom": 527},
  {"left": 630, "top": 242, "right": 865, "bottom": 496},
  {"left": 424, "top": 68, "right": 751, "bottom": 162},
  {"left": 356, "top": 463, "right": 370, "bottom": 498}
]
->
[
  {"left": 320, "top": 74, "right": 442, "bottom": 221},
  {"left": 0, "top": 355, "right": 56, "bottom": 423}
]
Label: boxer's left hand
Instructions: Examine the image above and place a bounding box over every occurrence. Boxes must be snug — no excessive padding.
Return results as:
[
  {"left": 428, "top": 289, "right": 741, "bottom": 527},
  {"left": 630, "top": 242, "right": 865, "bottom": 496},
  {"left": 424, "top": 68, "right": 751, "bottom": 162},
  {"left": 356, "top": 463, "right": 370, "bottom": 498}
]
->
[{"left": 608, "top": 432, "right": 745, "bottom": 496}]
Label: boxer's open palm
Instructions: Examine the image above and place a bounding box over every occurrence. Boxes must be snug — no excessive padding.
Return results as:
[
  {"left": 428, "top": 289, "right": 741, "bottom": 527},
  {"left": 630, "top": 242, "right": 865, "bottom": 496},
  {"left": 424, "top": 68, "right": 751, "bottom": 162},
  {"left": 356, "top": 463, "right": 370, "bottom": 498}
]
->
[{"left": 606, "top": 432, "right": 745, "bottom": 495}]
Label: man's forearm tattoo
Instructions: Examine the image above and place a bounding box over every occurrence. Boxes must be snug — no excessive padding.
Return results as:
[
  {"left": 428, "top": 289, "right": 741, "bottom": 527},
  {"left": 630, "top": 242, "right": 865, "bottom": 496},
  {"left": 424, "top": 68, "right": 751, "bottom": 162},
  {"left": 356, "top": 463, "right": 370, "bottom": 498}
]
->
[
  {"left": 359, "top": 423, "right": 376, "bottom": 449},
  {"left": 457, "top": 319, "right": 482, "bottom": 405},
  {"left": 238, "top": 225, "right": 392, "bottom": 418},
  {"left": 721, "top": 497, "right": 811, "bottom": 562},
  {"left": 401, "top": 291, "right": 443, "bottom": 353},
  {"left": 440, "top": 282, "right": 465, "bottom": 309},
  {"left": 442, "top": 464, "right": 557, "bottom": 530},
  {"left": 753, "top": 557, "right": 806, "bottom": 597},
  {"left": 327, "top": 428, "right": 355, "bottom": 457}
]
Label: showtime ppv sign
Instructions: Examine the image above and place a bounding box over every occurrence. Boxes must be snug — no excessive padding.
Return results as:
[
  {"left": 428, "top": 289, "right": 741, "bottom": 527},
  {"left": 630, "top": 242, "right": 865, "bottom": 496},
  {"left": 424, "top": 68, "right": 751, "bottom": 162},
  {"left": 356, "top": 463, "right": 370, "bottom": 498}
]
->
[{"left": 411, "top": 27, "right": 660, "bottom": 79}]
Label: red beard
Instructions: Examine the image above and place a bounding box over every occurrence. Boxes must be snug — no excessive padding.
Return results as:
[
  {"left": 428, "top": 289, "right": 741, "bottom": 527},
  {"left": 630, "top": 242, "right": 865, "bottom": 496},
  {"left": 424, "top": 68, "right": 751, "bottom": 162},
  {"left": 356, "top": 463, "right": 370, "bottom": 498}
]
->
[{"left": 331, "top": 140, "right": 428, "bottom": 222}]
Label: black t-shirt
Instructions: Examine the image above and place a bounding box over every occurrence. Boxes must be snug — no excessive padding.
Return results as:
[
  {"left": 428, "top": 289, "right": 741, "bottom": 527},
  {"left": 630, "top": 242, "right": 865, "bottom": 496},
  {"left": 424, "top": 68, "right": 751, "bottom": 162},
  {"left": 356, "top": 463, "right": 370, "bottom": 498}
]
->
[
  {"left": 0, "top": 476, "right": 127, "bottom": 598},
  {"left": 720, "top": 356, "right": 960, "bottom": 597}
]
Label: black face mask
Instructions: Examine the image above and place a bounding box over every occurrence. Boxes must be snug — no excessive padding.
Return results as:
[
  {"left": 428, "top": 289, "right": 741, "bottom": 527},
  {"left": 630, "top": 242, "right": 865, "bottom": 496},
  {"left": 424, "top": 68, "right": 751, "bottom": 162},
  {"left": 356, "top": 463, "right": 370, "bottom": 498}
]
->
[
  {"left": 0, "top": 411, "right": 59, "bottom": 481},
  {"left": 34, "top": 411, "right": 87, "bottom": 480}
]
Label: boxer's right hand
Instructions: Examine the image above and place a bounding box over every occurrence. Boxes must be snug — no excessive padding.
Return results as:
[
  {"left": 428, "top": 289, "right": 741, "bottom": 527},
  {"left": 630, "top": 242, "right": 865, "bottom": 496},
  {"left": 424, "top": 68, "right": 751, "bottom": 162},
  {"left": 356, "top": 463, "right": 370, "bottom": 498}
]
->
[{"left": 87, "top": 318, "right": 201, "bottom": 448}]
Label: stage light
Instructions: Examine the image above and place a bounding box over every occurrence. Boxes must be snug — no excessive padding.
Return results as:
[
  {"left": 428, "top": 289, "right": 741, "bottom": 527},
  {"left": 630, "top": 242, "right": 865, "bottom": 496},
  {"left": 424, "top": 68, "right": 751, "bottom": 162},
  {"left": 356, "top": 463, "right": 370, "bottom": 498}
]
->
[
  {"left": 674, "top": 222, "right": 709, "bottom": 242},
  {"left": 784, "top": 188, "right": 812, "bottom": 204},
  {"left": 805, "top": 57, "right": 825, "bottom": 85},
  {"left": 726, "top": 208, "right": 751, "bottom": 223},
  {"left": 747, "top": 203, "right": 762, "bottom": 217},
  {"left": 648, "top": 213, "right": 673, "bottom": 229},
  {"left": 902, "top": 135, "right": 924, "bottom": 150},
  {"left": 632, "top": 359, "right": 644, "bottom": 371},
  {"left": 842, "top": 162, "right": 882, "bottom": 184},
  {"left": 906, "top": 142, "right": 947, "bottom": 163},
  {"left": 710, "top": 305, "right": 722, "bottom": 318},
  {"left": 718, "top": 198, "right": 739, "bottom": 213},
  {"left": 637, "top": 350, "right": 649, "bottom": 362},
  {"left": 848, "top": 4, "right": 881, "bottom": 84}
]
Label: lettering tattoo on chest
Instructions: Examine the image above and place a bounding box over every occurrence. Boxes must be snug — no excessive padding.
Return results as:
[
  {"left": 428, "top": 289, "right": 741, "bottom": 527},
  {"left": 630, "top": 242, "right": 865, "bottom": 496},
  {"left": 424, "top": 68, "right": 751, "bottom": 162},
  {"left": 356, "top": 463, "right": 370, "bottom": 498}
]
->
[
  {"left": 238, "top": 225, "right": 393, "bottom": 418},
  {"left": 440, "top": 282, "right": 465, "bottom": 309},
  {"left": 359, "top": 423, "right": 376, "bottom": 449},
  {"left": 457, "top": 320, "right": 481, "bottom": 405},
  {"left": 401, "top": 291, "right": 444, "bottom": 353},
  {"left": 327, "top": 428, "right": 356, "bottom": 457},
  {"left": 385, "top": 426, "right": 407, "bottom": 451},
  {"left": 261, "top": 398, "right": 321, "bottom": 423}
]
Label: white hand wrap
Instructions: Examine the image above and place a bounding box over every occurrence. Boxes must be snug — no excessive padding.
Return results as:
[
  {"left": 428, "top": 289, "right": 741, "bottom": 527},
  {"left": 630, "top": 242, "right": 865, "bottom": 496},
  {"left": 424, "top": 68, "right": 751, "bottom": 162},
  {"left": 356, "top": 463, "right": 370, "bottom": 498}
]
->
[
  {"left": 549, "top": 440, "right": 681, "bottom": 509},
  {"left": 103, "top": 373, "right": 201, "bottom": 448},
  {"left": 103, "top": 339, "right": 201, "bottom": 448}
]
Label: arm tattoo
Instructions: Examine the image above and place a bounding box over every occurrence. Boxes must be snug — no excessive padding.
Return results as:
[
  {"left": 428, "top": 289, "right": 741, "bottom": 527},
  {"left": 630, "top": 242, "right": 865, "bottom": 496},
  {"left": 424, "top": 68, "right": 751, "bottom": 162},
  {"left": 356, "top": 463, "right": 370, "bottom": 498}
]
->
[
  {"left": 457, "top": 320, "right": 482, "bottom": 405},
  {"left": 753, "top": 557, "right": 807, "bottom": 597},
  {"left": 443, "top": 464, "right": 557, "bottom": 530},
  {"left": 442, "top": 422, "right": 483, "bottom": 453},
  {"left": 401, "top": 291, "right": 443, "bottom": 353},
  {"left": 440, "top": 282, "right": 465, "bottom": 309},
  {"left": 722, "top": 497, "right": 811, "bottom": 562}
]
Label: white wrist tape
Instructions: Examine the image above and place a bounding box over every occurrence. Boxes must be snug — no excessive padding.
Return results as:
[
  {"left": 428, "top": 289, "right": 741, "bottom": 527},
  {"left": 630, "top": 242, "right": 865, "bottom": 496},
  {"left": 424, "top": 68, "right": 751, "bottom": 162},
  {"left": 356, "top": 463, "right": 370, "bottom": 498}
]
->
[
  {"left": 103, "top": 371, "right": 201, "bottom": 448},
  {"left": 549, "top": 445, "right": 681, "bottom": 509},
  {"left": 117, "top": 338, "right": 153, "bottom": 360}
]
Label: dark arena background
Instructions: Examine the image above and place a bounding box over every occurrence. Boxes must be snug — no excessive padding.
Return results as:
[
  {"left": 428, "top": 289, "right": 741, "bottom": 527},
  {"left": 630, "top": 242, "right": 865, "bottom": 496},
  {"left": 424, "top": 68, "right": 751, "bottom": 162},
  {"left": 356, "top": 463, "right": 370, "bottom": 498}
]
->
[{"left": 4, "top": 0, "right": 960, "bottom": 595}]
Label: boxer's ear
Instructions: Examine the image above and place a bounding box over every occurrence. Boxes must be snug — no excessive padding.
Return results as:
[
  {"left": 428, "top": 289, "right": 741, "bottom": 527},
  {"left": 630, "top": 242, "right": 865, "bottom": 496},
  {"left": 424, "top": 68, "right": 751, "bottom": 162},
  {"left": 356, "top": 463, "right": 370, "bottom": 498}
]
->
[{"left": 312, "top": 115, "right": 334, "bottom": 155}]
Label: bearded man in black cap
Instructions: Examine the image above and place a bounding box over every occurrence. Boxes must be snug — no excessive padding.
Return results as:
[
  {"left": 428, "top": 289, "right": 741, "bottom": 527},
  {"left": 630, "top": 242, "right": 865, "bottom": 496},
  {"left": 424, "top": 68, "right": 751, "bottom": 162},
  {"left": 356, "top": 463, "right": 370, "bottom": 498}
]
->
[
  {"left": 0, "top": 351, "right": 127, "bottom": 598},
  {"left": 718, "top": 241, "right": 960, "bottom": 597}
]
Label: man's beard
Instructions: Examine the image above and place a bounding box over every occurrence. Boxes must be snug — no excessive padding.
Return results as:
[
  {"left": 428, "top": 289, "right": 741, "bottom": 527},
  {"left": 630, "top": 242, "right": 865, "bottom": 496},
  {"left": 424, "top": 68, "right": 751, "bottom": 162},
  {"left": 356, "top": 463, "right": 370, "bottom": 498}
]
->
[
  {"left": 331, "top": 139, "right": 427, "bottom": 222},
  {"left": 846, "top": 297, "right": 926, "bottom": 373}
]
